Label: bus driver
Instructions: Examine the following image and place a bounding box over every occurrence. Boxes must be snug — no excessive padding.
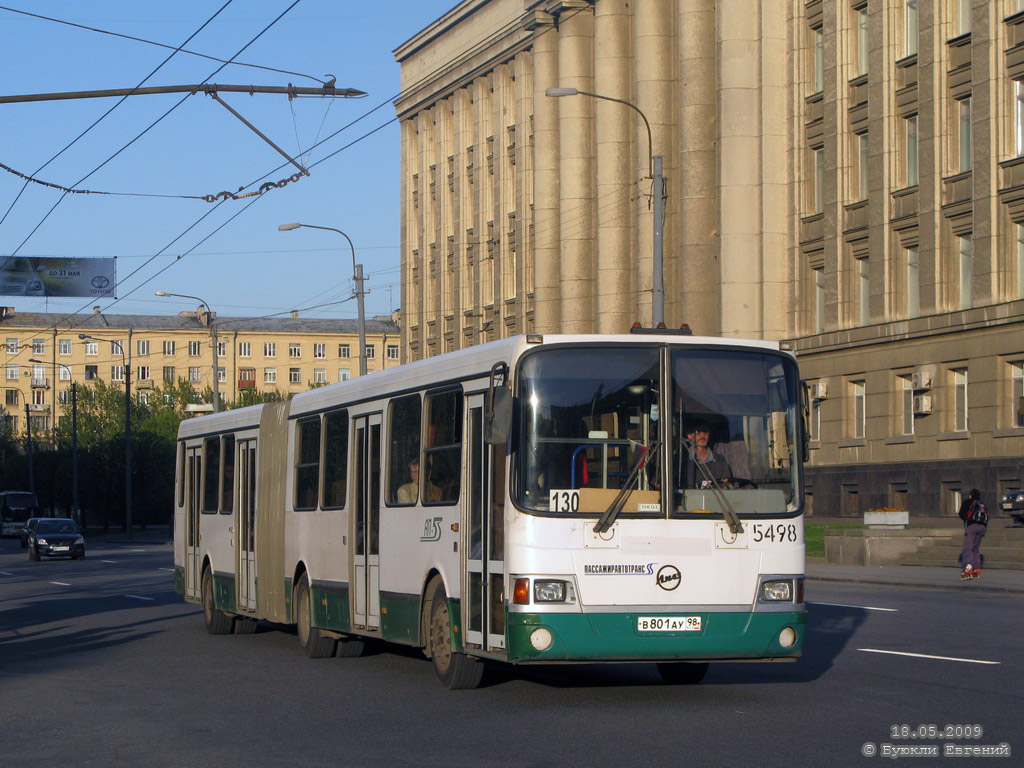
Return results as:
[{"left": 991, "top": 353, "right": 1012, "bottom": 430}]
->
[{"left": 683, "top": 419, "right": 732, "bottom": 488}]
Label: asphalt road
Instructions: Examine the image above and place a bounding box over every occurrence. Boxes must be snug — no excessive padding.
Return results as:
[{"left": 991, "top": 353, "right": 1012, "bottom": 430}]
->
[{"left": 1, "top": 537, "right": 1020, "bottom": 768}]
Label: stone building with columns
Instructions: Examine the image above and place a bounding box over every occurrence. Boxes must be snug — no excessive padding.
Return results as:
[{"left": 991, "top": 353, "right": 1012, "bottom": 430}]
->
[{"left": 394, "top": 0, "right": 1024, "bottom": 518}]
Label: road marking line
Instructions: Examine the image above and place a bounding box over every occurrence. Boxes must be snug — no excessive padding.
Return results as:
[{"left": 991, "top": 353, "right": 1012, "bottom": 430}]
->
[
  {"left": 158, "top": 567, "right": 175, "bottom": 572},
  {"left": 858, "top": 648, "right": 1000, "bottom": 665},
  {"left": 50, "top": 581, "right": 71, "bottom": 586},
  {"left": 810, "top": 601, "right": 898, "bottom": 612},
  {"left": 102, "top": 560, "right": 118, "bottom": 564},
  {"left": 0, "top": 571, "right": 13, "bottom": 576},
  {"left": 124, "top": 595, "right": 155, "bottom": 601},
  {"left": 130, "top": 549, "right": 147, "bottom": 552}
]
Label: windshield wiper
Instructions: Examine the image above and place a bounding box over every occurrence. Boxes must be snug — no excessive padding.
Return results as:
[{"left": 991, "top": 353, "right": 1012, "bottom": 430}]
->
[
  {"left": 683, "top": 438, "right": 745, "bottom": 535},
  {"left": 593, "top": 439, "right": 660, "bottom": 534}
]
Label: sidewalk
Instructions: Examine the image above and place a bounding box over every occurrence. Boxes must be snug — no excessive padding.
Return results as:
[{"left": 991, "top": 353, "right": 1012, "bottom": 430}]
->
[{"left": 806, "top": 560, "right": 1024, "bottom": 594}]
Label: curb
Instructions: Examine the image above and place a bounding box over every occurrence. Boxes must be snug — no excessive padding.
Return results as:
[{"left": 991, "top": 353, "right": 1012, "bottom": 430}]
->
[{"left": 806, "top": 573, "right": 1024, "bottom": 595}]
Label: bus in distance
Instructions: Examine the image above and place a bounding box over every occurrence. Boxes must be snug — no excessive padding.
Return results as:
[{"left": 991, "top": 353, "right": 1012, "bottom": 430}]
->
[
  {"left": 1, "top": 491, "right": 40, "bottom": 538},
  {"left": 173, "top": 332, "right": 807, "bottom": 689}
]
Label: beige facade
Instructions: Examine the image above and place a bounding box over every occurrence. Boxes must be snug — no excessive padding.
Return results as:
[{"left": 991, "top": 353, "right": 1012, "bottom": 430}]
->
[
  {"left": 1, "top": 307, "right": 400, "bottom": 434},
  {"left": 396, "top": 0, "right": 1024, "bottom": 516}
]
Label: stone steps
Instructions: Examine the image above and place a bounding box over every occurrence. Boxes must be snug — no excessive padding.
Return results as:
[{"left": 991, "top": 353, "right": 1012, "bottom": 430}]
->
[{"left": 897, "top": 526, "right": 1024, "bottom": 571}]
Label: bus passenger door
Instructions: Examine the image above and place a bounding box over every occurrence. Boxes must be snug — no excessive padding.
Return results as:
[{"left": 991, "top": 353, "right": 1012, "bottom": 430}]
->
[
  {"left": 236, "top": 439, "right": 257, "bottom": 613},
  {"left": 185, "top": 446, "right": 202, "bottom": 601},
  {"left": 353, "top": 413, "right": 382, "bottom": 631},
  {"left": 465, "top": 394, "right": 506, "bottom": 652}
]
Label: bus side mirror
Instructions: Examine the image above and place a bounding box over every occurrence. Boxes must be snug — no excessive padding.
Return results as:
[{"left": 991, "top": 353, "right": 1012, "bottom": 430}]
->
[{"left": 485, "top": 387, "right": 513, "bottom": 445}]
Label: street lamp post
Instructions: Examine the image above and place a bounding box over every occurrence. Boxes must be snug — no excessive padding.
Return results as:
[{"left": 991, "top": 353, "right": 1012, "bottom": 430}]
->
[
  {"left": 79, "top": 333, "right": 131, "bottom": 539},
  {"left": 545, "top": 87, "right": 666, "bottom": 327},
  {"left": 155, "top": 291, "right": 220, "bottom": 411},
  {"left": 31, "top": 359, "right": 78, "bottom": 524},
  {"left": 278, "top": 222, "right": 368, "bottom": 376}
]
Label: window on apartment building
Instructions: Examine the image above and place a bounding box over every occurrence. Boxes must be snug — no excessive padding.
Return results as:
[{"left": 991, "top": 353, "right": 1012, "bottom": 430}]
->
[
  {"left": 111, "top": 340, "right": 124, "bottom": 356},
  {"left": 813, "top": 146, "right": 825, "bottom": 213},
  {"left": 58, "top": 338, "right": 71, "bottom": 356},
  {"left": 387, "top": 344, "right": 399, "bottom": 360},
  {"left": 58, "top": 388, "right": 69, "bottom": 406},
  {"left": 58, "top": 366, "right": 70, "bottom": 381},
  {"left": 339, "top": 343, "right": 351, "bottom": 358},
  {"left": 289, "top": 367, "right": 301, "bottom": 384},
  {"left": 1017, "top": 224, "right": 1024, "bottom": 300},
  {"left": 905, "top": 115, "right": 919, "bottom": 187},
  {"left": 958, "top": 97, "right": 972, "bottom": 172},
  {"left": 214, "top": 367, "right": 224, "bottom": 384},
  {"left": 239, "top": 367, "right": 255, "bottom": 384},
  {"left": 855, "top": 6, "right": 868, "bottom": 77},
  {"left": 852, "top": 380, "right": 866, "bottom": 438},
  {"left": 5, "top": 364, "right": 18, "bottom": 381},
  {"left": 163, "top": 340, "right": 175, "bottom": 355},
  {"left": 137, "top": 366, "right": 150, "bottom": 381},
  {"left": 364, "top": 345, "right": 376, "bottom": 360},
  {"left": 32, "top": 389, "right": 46, "bottom": 406},
  {"left": 959, "top": 235, "right": 973, "bottom": 309},
  {"left": 313, "top": 343, "right": 326, "bottom": 359},
  {"left": 4, "top": 338, "right": 16, "bottom": 354},
  {"left": 904, "top": 0, "right": 918, "bottom": 56},
  {"left": 1011, "top": 361, "right": 1024, "bottom": 427},
  {"left": 814, "top": 268, "right": 826, "bottom": 333},
  {"left": 953, "top": 368, "right": 969, "bottom": 432},
  {"left": 956, "top": 0, "right": 971, "bottom": 36},
  {"left": 189, "top": 366, "right": 201, "bottom": 382},
  {"left": 85, "top": 365, "right": 97, "bottom": 380},
  {"left": 264, "top": 342, "right": 276, "bottom": 358},
  {"left": 1016, "top": 81, "right": 1024, "bottom": 157},
  {"left": 111, "top": 365, "right": 125, "bottom": 382},
  {"left": 83, "top": 340, "right": 97, "bottom": 356},
  {"left": 289, "top": 343, "right": 301, "bottom": 358},
  {"left": 899, "top": 375, "right": 915, "bottom": 435},
  {"left": 339, "top": 368, "right": 351, "bottom": 381},
  {"left": 189, "top": 341, "right": 201, "bottom": 356},
  {"left": 5, "top": 388, "right": 18, "bottom": 406},
  {"left": 31, "top": 364, "right": 45, "bottom": 385},
  {"left": 32, "top": 338, "right": 44, "bottom": 354},
  {"left": 857, "top": 132, "right": 869, "bottom": 200},
  {"left": 217, "top": 341, "right": 226, "bottom": 357},
  {"left": 137, "top": 340, "right": 149, "bottom": 356},
  {"left": 813, "top": 27, "right": 824, "bottom": 93},
  {"left": 238, "top": 342, "right": 251, "bottom": 357},
  {"left": 858, "top": 257, "right": 870, "bottom": 325},
  {"left": 264, "top": 368, "right": 277, "bottom": 384},
  {"left": 163, "top": 366, "right": 175, "bottom": 383},
  {"left": 139, "top": 391, "right": 150, "bottom": 406},
  {"left": 313, "top": 368, "right": 326, "bottom": 385},
  {"left": 906, "top": 246, "right": 920, "bottom": 317}
]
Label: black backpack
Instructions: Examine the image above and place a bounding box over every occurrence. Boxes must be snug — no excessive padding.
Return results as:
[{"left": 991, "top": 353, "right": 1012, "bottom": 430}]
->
[{"left": 968, "top": 500, "right": 989, "bottom": 526}]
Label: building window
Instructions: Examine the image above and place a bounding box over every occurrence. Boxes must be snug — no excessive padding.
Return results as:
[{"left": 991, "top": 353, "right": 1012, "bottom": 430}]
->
[
  {"left": 855, "top": 7, "right": 868, "bottom": 77},
  {"left": 32, "top": 338, "right": 45, "bottom": 355},
  {"left": 339, "top": 368, "right": 351, "bottom": 381},
  {"left": 189, "top": 366, "right": 202, "bottom": 383},
  {"left": 906, "top": 246, "right": 920, "bottom": 318},
  {"left": 1017, "top": 224, "right": 1024, "bottom": 300},
  {"left": 58, "top": 366, "right": 71, "bottom": 382},
  {"left": 959, "top": 235, "right": 973, "bottom": 310},
  {"left": 32, "top": 388, "right": 46, "bottom": 406},
  {"left": 4, "top": 338, "right": 16, "bottom": 354},
  {"left": 1016, "top": 81, "right": 1024, "bottom": 158},
  {"left": 858, "top": 257, "right": 870, "bottom": 325},
  {"left": 289, "top": 343, "right": 301, "bottom": 358},
  {"left": 162, "top": 340, "right": 174, "bottom": 355},
  {"left": 852, "top": 380, "right": 866, "bottom": 439},
  {"left": 58, "top": 388, "right": 69, "bottom": 406},
  {"left": 813, "top": 146, "right": 825, "bottom": 213},
  {"left": 339, "top": 343, "right": 351, "bottom": 358},
  {"left": 139, "top": 391, "right": 150, "bottom": 406},
  {"left": 956, "top": 0, "right": 971, "bottom": 36},
  {"left": 814, "top": 268, "right": 825, "bottom": 333},
  {"left": 137, "top": 366, "right": 150, "bottom": 381},
  {"left": 958, "top": 98, "right": 972, "bottom": 173},
  {"left": 217, "top": 367, "right": 226, "bottom": 384},
  {"left": 905, "top": 115, "right": 918, "bottom": 187},
  {"left": 289, "top": 367, "right": 301, "bottom": 384},
  {"left": 239, "top": 342, "right": 251, "bottom": 357},
  {"left": 189, "top": 341, "right": 201, "bottom": 357},
  {"left": 1011, "top": 361, "right": 1024, "bottom": 427},
  {"left": 904, "top": 0, "right": 918, "bottom": 56},
  {"left": 953, "top": 368, "right": 968, "bottom": 432},
  {"left": 857, "top": 132, "right": 869, "bottom": 200},
  {"left": 85, "top": 340, "right": 98, "bottom": 356},
  {"left": 5, "top": 388, "right": 19, "bottom": 406},
  {"left": 313, "top": 343, "right": 326, "bottom": 359},
  {"left": 111, "top": 365, "right": 125, "bottom": 382},
  {"left": 136, "top": 340, "right": 149, "bottom": 356},
  {"left": 264, "top": 342, "right": 276, "bottom": 358},
  {"left": 387, "top": 344, "right": 399, "bottom": 360},
  {"left": 5, "top": 363, "right": 18, "bottom": 380},
  {"left": 217, "top": 341, "right": 226, "bottom": 358},
  {"left": 264, "top": 368, "right": 277, "bottom": 384},
  {"left": 58, "top": 338, "right": 71, "bottom": 356},
  {"left": 85, "top": 365, "right": 97, "bottom": 380},
  {"left": 364, "top": 345, "right": 376, "bottom": 360},
  {"left": 163, "top": 366, "right": 175, "bottom": 383},
  {"left": 111, "top": 340, "right": 124, "bottom": 356},
  {"left": 813, "top": 27, "right": 824, "bottom": 93},
  {"left": 313, "top": 368, "right": 326, "bottom": 385},
  {"left": 900, "top": 375, "right": 915, "bottom": 435}
]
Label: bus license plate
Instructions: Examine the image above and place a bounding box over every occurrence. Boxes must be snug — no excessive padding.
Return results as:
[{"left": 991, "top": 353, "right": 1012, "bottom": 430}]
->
[{"left": 637, "top": 616, "right": 701, "bottom": 632}]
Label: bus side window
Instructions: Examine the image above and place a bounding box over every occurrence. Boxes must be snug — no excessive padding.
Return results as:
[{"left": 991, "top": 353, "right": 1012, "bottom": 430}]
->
[
  {"left": 203, "top": 436, "right": 220, "bottom": 513},
  {"left": 322, "top": 409, "right": 349, "bottom": 508},
  {"left": 388, "top": 394, "right": 422, "bottom": 505},
  {"left": 424, "top": 388, "right": 463, "bottom": 505},
  {"left": 295, "top": 416, "right": 321, "bottom": 511},
  {"left": 221, "top": 434, "right": 235, "bottom": 513}
]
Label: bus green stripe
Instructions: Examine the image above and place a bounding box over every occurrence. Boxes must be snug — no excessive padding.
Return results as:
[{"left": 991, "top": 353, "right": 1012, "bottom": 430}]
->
[
  {"left": 311, "top": 581, "right": 351, "bottom": 632},
  {"left": 505, "top": 610, "right": 806, "bottom": 662},
  {"left": 174, "top": 565, "right": 184, "bottom": 595},
  {"left": 212, "top": 571, "right": 236, "bottom": 613}
]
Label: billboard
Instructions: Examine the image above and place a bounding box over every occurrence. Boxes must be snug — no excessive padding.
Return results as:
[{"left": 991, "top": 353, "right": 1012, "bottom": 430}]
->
[{"left": 0, "top": 257, "right": 116, "bottom": 298}]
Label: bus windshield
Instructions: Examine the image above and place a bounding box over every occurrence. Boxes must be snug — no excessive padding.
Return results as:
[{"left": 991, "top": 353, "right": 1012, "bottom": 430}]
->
[
  {"left": 518, "top": 346, "right": 661, "bottom": 513},
  {"left": 671, "top": 349, "right": 800, "bottom": 517}
]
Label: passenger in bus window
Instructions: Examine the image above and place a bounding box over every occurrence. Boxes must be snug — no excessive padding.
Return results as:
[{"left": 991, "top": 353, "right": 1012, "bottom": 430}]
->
[
  {"left": 682, "top": 419, "right": 732, "bottom": 488},
  {"left": 397, "top": 459, "right": 421, "bottom": 504}
]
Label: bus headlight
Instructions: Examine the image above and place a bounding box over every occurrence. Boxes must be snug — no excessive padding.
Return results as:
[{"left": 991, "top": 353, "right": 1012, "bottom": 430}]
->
[
  {"left": 760, "top": 580, "right": 793, "bottom": 602},
  {"left": 534, "top": 580, "right": 567, "bottom": 602}
]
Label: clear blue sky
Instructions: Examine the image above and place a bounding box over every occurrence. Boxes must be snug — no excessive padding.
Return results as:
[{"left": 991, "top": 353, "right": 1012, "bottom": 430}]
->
[{"left": 0, "top": 0, "right": 456, "bottom": 323}]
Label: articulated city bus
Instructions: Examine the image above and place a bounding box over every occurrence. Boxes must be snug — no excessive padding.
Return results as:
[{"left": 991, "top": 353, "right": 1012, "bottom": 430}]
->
[{"left": 173, "top": 332, "right": 807, "bottom": 689}]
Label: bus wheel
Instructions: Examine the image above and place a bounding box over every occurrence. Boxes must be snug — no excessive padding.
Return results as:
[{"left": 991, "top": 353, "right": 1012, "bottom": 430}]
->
[
  {"left": 234, "top": 616, "right": 258, "bottom": 634},
  {"left": 657, "top": 662, "right": 710, "bottom": 685},
  {"left": 428, "top": 585, "right": 483, "bottom": 690},
  {"left": 336, "top": 637, "right": 365, "bottom": 658},
  {"left": 296, "top": 576, "right": 335, "bottom": 658},
  {"left": 202, "top": 569, "right": 235, "bottom": 635}
]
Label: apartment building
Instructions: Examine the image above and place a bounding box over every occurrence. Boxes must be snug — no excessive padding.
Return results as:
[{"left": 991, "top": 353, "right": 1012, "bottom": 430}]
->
[
  {"left": 396, "top": 0, "right": 1024, "bottom": 516},
  {"left": 1, "top": 306, "right": 400, "bottom": 434}
]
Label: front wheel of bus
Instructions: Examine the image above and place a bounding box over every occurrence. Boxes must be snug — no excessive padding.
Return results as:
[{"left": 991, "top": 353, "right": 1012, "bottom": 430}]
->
[
  {"left": 296, "top": 576, "right": 335, "bottom": 658},
  {"left": 202, "top": 569, "right": 235, "bottom": 635},
  {"left": 428, "top": 585, "right": 483, "bottom": 690},
  {"left": 657, "top": 661, "right": 710, "bottom": 685}
]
